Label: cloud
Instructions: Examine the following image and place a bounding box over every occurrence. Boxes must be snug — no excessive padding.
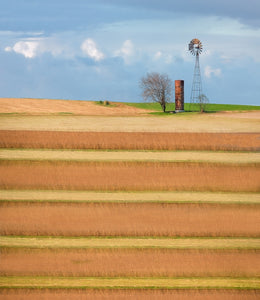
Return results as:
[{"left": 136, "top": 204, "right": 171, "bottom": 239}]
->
[
  {"left": 115, "top": 40, "right": 135, "bottom": 63},
  {"left": 4, "top": 36, "right": 60, "bottom": 59},
  {"left": 81, "top": 38, "right": 104, "bottom": 61},
  {"left": 119, "top": 40, "right": 134, "bottom": 56},
  {"left": 5, "top": 40, "right": 40, "bottom": 58},
  {"left": 204, "top": 65, "right": 222, "bottom": 78},
  {"left": 154, "top": 51, "right": 162, "bottom": 60},
  {"left": 153, "top": 51, "right": 173, "bottom": 64},
  {"left": 4, "top": 34, "right": 92, "bottom": 60},
  {"left": 4, "top": 46, "right": 12, "bottom": 52}
]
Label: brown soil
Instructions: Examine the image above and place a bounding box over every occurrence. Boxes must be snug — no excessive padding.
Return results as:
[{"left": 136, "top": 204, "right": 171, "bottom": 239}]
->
[
  {"left": 1, "top": 131, "right": 259, "bottom": 151},
  {"left": 0, "top": 248, "right": 259, "bottom": 277},
  {"left": 0, "top": 98, "right": 152, "bottom": 116},
  {"left": 0, "top": 289, "right": 259, "bottom": 300},
  {"left": 215, "top": 111, "right": 260, "bottom": 119},
  {"left": 0, "top": 161, "right": 259, "bottom": 192},
  {"left": 0, "top": 203, "right": 259, "bottom": 236}
]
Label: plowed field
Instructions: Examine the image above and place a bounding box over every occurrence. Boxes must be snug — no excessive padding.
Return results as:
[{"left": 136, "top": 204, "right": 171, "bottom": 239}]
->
[
  {"left": 0, "top": 161, "right": 259, "bottom": 192},
  {"left": 0, "top": 203, "right": 259, "bottom": 236},
  {"left": 1, "top": 248, "right": 259, "bottom": 277},
  {"left": 1, "top": 103, "right": 259, "bottom": 297},
  {"left": 1, "top": 131, "right": 259, "bottom": 151}
]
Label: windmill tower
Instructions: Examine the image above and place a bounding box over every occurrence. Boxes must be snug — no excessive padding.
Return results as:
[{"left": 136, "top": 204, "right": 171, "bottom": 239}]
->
[{"left": 189, "top": 38, "right": 203, "bottom": 111}]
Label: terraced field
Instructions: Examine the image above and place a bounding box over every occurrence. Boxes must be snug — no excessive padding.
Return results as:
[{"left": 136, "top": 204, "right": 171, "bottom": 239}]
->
[{"left": 0, "top": 105, "right": 259, "bottom": 299}]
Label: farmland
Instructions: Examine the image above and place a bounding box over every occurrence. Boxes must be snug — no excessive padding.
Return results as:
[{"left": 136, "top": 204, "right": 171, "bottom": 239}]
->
[
  {"left": 1, "top": 248, "right": 259, "bottom": 277},
  {"left": 1, "top": 161, "right": 259, "bottom": 191},
  {"left": 1, "top": 149, "right": 260, "bottom": 163},
  {"left": 0, "top": 98, "right": 259, "bottom": 299},
  {"left": 1, "top": 131, "right": 259, "bottom": 151},
  {"left": 0, "top": 190, "right": 259, "bottom": 204},
  {"left": 1, "top": 114, "right": 260, "bottom": 132},
  {"left": 0, "top": 289, "right": 259, "bottom": 300},
  {"left": 1, "top": 203, "right": 259, "bottom": 236},
  {"left": 1, "top": 236, "right": 259, "bottom": 249}
]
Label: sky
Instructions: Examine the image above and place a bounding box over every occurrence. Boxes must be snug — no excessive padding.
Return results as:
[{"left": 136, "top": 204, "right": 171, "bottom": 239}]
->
[{"left": 1, "top": 0, "right": 260, "bottom": 105}]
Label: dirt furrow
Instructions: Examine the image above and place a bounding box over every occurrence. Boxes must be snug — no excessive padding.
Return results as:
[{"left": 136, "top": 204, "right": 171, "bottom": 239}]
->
[
  {"left": 0, "top": 161, "right": 259, "bottom": 192},
  {"left": 0, "top": 203, "right": 259, "bottom": 237},
  {"left": 1, "top": 131, "right": 259, "bottom": 151},
  {"left": 0, "top": 248, "right": 259, "bottom": 277}
]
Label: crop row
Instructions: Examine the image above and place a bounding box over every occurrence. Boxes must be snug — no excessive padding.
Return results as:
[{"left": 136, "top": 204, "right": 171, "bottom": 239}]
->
[
  {"left": 0, "top": 288, "right": 259, "bottom": 300},
  {"left": 1, "top": 128, "right": 259, "bottom": 296},
  {"left": 1, "top": 131, "right": 259, "bottom": 151},
  {"left": 1, "top": 203, "right": 259, "bottom": 237},
  {"left": 1, "top": 248, "right": 259, "bottom": 277},
  {"left": 1, "top": 236, "right": 259, "bottom": 249},
  {"left": 0, "top": 190, "right": 259, "bottom": 204},
  {"left": 1, "top": 161, "right": 259, "bottom": 192}
]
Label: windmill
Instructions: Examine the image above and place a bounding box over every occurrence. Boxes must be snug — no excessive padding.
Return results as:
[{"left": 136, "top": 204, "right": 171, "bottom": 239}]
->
[{"left": 189, "top": 38, "right": 203, "bottom": 111}]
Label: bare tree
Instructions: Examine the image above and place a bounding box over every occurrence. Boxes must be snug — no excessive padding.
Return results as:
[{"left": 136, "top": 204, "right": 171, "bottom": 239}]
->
[
  {"left": 198, "top": 94, "right": 209, "bottom": 112},
  {"left": 140, "top": 72, "right": 173, "bottom": 112}
]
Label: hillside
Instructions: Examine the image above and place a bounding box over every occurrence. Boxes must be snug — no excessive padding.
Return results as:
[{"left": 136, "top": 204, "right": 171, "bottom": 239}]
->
[{"left": 0, "top": 98, "right": 153, "bottom": 116}]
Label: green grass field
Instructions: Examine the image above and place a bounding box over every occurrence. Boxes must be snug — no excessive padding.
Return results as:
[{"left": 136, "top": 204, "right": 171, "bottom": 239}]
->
[{"left": 126, "top": 102, "right": 260, "bottom": 113}]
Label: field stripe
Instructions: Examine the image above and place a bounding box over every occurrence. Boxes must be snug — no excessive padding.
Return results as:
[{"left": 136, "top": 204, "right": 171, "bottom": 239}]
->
[
  {"left": 1, "top": 131, "right": 259, "bottom": 152},
  {"left": 0, "top": 190, "right": 259, "bottom": 204},
  {"left": 1, "top": 115, "right": 260, "bottom": 132},
  {"left": 0, "top": 276, "right": 259, "bottom": 289},
  {"left": 1, "top": 236, "right": 259, "bottom": 249},
  {"left": 0, "top": 289, "right": 258, "bottom": 299},
  {"left": 1, "top": 161, "right": 259, "bottom": 192},
  {"left": 1, "top": 149, "right": 260, "bottom": 164},
  {"left": 1, "top": 204, "right": 258, "bottom": 236},
  {"left": 2, "top": 248, "right": 259, "bottom": 277}
]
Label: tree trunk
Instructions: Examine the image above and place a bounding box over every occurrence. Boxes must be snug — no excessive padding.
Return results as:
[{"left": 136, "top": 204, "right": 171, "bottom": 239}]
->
[{"left": 161, "top": 102, "right": 166, "bottom": 112}]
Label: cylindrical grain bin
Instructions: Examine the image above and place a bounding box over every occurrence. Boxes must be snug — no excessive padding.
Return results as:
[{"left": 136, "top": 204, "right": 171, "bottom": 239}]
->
[{"left": 175, "top": 80, "right": 184, "bottom": 112}]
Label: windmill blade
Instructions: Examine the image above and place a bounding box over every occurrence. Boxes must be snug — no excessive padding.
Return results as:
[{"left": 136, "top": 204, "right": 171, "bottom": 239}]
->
[
  {"left": 190, "top": 49, "right": 195, "bottom": 55},
  {"left": 188, "top": 38, "right": 203, "bottom": 56}
]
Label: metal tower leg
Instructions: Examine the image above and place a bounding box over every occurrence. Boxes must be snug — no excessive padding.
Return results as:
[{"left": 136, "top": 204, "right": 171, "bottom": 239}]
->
[{"left": 190, "top": 53, "right": 202, "bottom": 111}]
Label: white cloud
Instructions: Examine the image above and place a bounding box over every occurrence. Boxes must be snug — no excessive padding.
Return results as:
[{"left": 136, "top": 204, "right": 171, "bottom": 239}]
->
[
  {"left": 120, "top": 40, "right": 134, "bottom": 56},
  {"left": 153, "top": 51, "right": 173, "bottom": 64},
  {"left": 81, "top": 38, "right": 104, "bottom": 61},
  {"left": 5, "top": 40, "right": 40, "bottom": 58},
  {"left": 204, "top": 65, "right": 222, "bottom": 78},
  {"left": 154, "top": 51, "right": 162, "bottom": 60},
  {"left": 4, "top": 46, "right": 12, "bottom": 52},
  {"left": 5, "top": 35, "right": 102, "bottom": 60},
  {"left": 115, "top": 40, "right": 135, "bottom": 63}
]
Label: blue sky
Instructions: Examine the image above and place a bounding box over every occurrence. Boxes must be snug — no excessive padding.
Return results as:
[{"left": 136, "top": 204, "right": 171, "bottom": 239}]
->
[{"left": 1, "top": 0, "right": 260, "bottom": 105}]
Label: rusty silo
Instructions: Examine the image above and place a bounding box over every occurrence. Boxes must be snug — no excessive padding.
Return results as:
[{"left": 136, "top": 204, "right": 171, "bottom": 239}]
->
[{"left": 175, "top": 80, "right": 184, "bottom": 112}]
